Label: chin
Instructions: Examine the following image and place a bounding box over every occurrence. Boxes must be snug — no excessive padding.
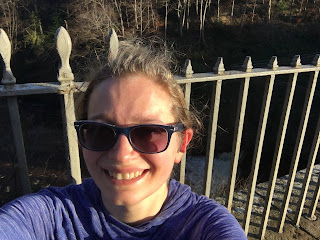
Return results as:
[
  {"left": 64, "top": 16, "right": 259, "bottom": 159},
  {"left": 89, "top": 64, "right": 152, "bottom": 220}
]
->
[{"left": 105, "top": 191, "right": 149, "bottom": 206}]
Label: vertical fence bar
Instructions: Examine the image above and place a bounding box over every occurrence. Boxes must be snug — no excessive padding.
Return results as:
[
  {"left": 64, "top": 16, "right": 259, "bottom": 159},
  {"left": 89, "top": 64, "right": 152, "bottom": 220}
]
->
[
  {"left": 204, "top": 79, "right": 222, "bottom": 197},
  {"left": 55, "top": 27, "right": 82, "bottom": 184},
  {"left": 226, "top": 56, "right": 251, "bottom": 211},
  {"left": 277, "top": 59, "right": 319, "bottom": 232},
  {"left": 293, "top": 109, "right": 320, "bottom": 226},
  {"left": 307, "top": 55, "right": 320, "bottom": 221},
  {"left": 259, "top": 70, "right": 298, "bottom": 239},
  {"left": 293, "top": 55, "right": 320, "bottom": 227},
  {"left": 179, "top": 59, "right": 193, "bottom": 184},
  {"left": 0, "top": 29, "right": 31, "bottom": 195},
  {"left": 6, "top": 98, "right": 31, "bottom": 194},
  {"left": 243, "top": 57, "right": 277, "bottom": 234},
  {"left": 204, "top": 58, "right": 224, "bottom": 197},
  {"left": 308, "top": 167, "right": 320, "bottom": 219}
]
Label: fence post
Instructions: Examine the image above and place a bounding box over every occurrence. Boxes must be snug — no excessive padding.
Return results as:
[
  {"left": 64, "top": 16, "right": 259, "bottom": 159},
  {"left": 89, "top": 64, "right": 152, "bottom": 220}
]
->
[
  {"left": 0, "top": 29, "right": 31, "bottom": 195},
  {"left": 243, "top": 56, "right": 276, "bottom": 235},
  {"left": 55, "top": 26, "right": 82, "bottom": 184},
  {"left": 204, "top": 58, "right": 224, "bottom": 197},
  {"left": 277, "top": 55, "right": 319, "bottom": 233},
  {"left": 179, "top": 59, "right": 193, "bottom": 184},
  {"left": 226, "top": 56, "right": 251, "bottom": 211},
  {"left": 259, "top": 56, "right": 298, "bottom": 239}
]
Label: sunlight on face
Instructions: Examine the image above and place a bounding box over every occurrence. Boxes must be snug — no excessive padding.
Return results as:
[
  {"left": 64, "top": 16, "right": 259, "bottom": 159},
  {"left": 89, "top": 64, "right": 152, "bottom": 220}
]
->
[{"left": 83, "top": 74, "right": 185, "bottom": 213}]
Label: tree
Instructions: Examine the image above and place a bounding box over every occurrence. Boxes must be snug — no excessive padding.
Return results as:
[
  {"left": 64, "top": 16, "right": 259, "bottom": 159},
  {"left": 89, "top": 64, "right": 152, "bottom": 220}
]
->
[
  {"left": 268, "top": 0, "right": 272, "bottom": 20},
  {"left": 231, "top": 0, "right": 235, "bottom": 17},
  {"left": 0, "top": 0, "right": 19, "bottom": 51},
  {"left": 199, "top": 0, "right": 211, "bottom": 42},
  {"left": 113, "top": 0, "right": 125, "bottom": 36},
  {"left": 217, "top": 0, "right": 220, "bottom": 19},
  {"left": 164, "top": 0, "right": 169, "bottom": 41},
  {"left": 177, "top": 0, "right": 188, "bottom": 37}
]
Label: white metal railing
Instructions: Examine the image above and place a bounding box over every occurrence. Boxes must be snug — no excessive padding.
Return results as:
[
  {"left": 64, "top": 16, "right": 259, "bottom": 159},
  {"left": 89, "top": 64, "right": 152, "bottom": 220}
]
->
[{"left": 0, "top": 27, "right": 319, "bottom": 240}]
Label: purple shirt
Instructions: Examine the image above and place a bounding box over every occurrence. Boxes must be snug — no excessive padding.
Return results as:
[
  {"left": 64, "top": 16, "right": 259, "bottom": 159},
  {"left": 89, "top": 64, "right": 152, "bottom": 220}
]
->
[{"left": 0, "top": 178, "right": 247, "bottom": 239}]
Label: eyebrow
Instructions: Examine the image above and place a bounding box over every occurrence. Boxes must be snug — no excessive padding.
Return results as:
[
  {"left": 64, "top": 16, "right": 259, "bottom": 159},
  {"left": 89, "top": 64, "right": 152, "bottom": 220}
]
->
[
  {"left": 88, "top": 113, "right": 166, "bottom": 125},
  {"left": 88, "top": 113, "right": 112, "bottom": 122}
]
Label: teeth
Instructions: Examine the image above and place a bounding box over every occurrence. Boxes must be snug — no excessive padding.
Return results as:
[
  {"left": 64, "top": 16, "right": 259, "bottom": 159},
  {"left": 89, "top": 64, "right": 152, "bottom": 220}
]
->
[
  {"left": 116, "top": 173, "right": 123, "bottom": 180},
  {"left": 108, "top": 171, "right": 143, "bottom": 180}
]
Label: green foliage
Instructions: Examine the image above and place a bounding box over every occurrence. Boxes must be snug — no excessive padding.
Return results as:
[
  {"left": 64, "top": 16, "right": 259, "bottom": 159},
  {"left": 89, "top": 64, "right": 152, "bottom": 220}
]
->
[
  {"left": 24, "top": 12, "right": 45, "bottom": 48},
  {"left": 276, "top": 0, "right": 290, "bottom": 14},
  {"left": 45, "top": 10, "right": 64, "bottom": 41}
]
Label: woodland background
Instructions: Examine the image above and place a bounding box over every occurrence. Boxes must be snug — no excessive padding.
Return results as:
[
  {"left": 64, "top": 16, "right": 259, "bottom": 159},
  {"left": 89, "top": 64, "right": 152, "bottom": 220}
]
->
[{"left": 2, "top": 0, "right": 320, "bottom": 80}]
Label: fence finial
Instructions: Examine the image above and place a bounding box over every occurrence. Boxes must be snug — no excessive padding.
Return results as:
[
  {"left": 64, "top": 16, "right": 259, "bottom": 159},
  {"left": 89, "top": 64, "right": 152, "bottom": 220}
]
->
[
  {"left": 242, "top": 56, "right": 253, "bottom": 72},
  {"left": 183, "top": 59, "right": 194, "bottom": 78},
  {"left": 108, "top": 29, "right": 119, "bottom": 61},
  {"left": 267, "top": 56, "right": 279, "bottom": 70},
  {"left": 0, "top": 28, "right": 16, "bottom": 85},
  {"left": 213, "top": 57, "right": 225, "bottom": 75},
  {"left": 312, "top": 54, "right": 320, "bottom": 66},
  {"left": 55, "top": 26, "right": 74, "bottom": 84},
  {"left": 291, "top": 55, "right": 301, "bottom": 68}
]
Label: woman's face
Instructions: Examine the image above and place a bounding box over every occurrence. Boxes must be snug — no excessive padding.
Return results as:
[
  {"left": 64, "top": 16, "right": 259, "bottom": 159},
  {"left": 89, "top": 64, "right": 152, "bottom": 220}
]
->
[{"left": 83, "top": 74, "right": 187, "bottom": 208}]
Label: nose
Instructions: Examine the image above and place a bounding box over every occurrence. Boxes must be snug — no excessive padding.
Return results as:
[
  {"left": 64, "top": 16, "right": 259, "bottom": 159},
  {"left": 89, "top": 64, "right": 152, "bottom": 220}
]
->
[{"left": 108, "top": 134, "right": 138, "bottom": 163}]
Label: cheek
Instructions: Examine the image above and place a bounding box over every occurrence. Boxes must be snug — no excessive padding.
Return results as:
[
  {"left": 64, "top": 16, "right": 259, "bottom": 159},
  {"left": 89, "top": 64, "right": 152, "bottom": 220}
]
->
[
  {"left": 83, "top": 149, "right": 104, "bottom": 167},
  {"left": 169, "top": 135, "right": 182, "bottom": 152}
]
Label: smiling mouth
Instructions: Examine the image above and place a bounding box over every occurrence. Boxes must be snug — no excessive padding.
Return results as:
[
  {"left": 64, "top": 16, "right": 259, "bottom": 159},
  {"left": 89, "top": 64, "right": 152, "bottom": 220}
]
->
[{"left": 107, "top": 170, "right": 144, "bottom": 180}]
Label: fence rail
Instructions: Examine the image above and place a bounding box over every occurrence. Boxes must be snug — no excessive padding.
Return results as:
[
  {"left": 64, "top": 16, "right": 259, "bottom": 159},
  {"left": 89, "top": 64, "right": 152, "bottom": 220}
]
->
[{"left": 1, "top": 27, "right": 320, "bottom": 240}]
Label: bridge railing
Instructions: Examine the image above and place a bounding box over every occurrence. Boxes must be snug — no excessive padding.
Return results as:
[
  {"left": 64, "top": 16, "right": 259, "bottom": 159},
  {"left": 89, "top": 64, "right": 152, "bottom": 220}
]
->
[{"left": 1, "top": 27, "right": 319, "bottom": 239}]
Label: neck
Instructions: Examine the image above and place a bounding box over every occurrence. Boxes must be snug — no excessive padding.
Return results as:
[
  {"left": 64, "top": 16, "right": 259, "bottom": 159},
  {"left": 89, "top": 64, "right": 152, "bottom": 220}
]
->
[{"left": 103, "top": 183, "right": 169, "bottom": 226}]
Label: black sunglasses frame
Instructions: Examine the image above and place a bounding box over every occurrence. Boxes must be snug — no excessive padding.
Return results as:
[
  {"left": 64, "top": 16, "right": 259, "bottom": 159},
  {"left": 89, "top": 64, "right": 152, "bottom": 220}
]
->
[{"left": 74, "top": 120, "right": 185, "bottom": 154}]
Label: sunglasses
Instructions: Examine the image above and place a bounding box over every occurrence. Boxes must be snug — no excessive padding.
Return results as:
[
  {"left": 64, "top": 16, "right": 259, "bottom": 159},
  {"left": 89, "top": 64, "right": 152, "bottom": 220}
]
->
[{"left": 74, "top": 120, "right": 185, "bottom": 154}]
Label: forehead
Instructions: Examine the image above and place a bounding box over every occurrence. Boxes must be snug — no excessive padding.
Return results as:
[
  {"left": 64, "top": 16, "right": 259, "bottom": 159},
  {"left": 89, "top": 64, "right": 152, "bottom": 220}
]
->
[{"left": 88, "top": 74, "right": 175, "bottom": 124}]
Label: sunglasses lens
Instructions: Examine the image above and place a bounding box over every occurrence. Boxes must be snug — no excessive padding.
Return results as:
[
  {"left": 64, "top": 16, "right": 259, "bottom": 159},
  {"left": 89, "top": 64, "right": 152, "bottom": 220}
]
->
[
  {"left": 130, "top": 126, "right": 168, "bottom": 153},
  {"left": 80, "top": 123, "right": 115, "bottom": 150}
]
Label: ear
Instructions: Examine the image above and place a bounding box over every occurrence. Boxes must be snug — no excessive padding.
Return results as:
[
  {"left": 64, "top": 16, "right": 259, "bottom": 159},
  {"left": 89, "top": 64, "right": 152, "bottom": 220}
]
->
[{"left": 174, "top": 128, "right": 193, "bottom": 164}]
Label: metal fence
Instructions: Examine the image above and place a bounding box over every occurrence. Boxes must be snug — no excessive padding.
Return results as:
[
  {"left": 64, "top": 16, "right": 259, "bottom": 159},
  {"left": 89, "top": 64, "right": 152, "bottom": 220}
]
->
[{"left": 0, "top": 27, "right": 319, "bottom": 240}]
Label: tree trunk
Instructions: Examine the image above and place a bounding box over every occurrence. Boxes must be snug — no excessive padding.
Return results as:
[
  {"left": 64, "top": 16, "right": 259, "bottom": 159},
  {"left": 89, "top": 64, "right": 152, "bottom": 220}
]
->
[
  {"left": 202, "top": 0, "right": 210, "bottom": 41},
  {"left": 231, "top": 0, "right": 235, "bottom": 17},
  {"left": 196, "top": 0, "right": 199, "bottom": 15},
  {"left": 1, "top": 0, "right": 19, "bottom": 51},
  {"left": 134, "top": 0, "right": 138, "bottom": 30},
  {"left": 252, "top": 0, "right": 257, "bottom": 22},
  {"left": 179, "top": 0, "right": 187, "bottom": 37},
  {"left": 147, "top": 0, "right": 150, "bottom": 30},
  {"left": 200, "top": 0, "right": 211, "bottom": 43},
  {"left": 113, "top": 0, "right": 124, "bottom": 36},
  {"left": 268, "top": 0, "right": 272, "bottom": 21},
  {"left": 150, "top": 1, "right": 156, "bottom": 29},
  {"left": 217, "top": 0, "right": 220, "bottom": 20},
  {"left": 125, "top": 6, "right": 130, "bottom": 28},
  {"left": 165, "top": 0, "right": 168, "bottom": 42},
  {"left": 187, "top": 0, "right": 190, "bottom": 30},
  {"left": 140, "top": 0, "right": 143, "bottom": 36},
  {"left": 199, "top": 0, "right": 203, "bottom": 39}
]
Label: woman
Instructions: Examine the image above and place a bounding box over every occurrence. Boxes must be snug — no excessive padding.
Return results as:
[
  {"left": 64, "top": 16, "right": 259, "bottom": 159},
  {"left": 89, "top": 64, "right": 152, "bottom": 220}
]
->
[{"left": 0, "top": 36, "right": 247, "bottom": 239}]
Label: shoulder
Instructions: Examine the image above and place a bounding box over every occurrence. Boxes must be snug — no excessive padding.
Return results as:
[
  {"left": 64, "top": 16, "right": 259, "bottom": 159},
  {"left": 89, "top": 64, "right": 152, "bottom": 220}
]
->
[
  {"left": 0, "top": 178, "right": 100, "bottom": 239},
  {"left": 167, "top": 179, "right": 247, "bottom": 239},
  {"left": 10, "top": 178, "right": 100, "bottom": 211},
  {"left": 0, "top": 178, "right": 98, "bottom": 216}
]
